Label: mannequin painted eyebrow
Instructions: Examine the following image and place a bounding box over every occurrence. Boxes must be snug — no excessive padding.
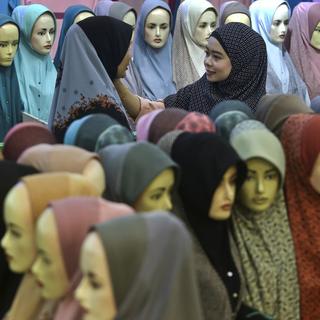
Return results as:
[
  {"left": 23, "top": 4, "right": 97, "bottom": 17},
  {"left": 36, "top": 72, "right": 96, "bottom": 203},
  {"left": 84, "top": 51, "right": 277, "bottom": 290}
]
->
[{"left": 146, "top": 22, "right": 169, "bottom": 28}]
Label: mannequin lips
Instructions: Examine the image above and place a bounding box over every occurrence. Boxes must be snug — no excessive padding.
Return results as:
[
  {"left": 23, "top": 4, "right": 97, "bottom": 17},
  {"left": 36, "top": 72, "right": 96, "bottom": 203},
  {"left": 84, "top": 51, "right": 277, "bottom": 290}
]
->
[
  {"left": 44, "top": 45, "right": 52, "bottom": 50},
  {"left": 221, "top": 203, "right": 231, "bottom": 211},
  {"left": 36, "top": 279, "right": 44, "bottom": 288},
  {"left": 5, "top": 253, "right": 13, "bottom": 262},
  {"left": 252, "top": 197, "right": 268, "bottom": 204},
  {"left": 153, "top": 38, "right": 162, "bottom": 44}
]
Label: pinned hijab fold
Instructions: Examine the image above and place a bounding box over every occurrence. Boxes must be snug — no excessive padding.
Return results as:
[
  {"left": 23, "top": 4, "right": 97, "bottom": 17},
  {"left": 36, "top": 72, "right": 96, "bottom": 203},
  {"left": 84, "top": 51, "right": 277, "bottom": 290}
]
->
[
  {"left": 17, "top": 144, "right": 99, "bottom": 174},
  {"left": 172, "top": 0, "right": 217, "bottom": 90},
  {"left": 12, "top": 4, "right": 57, "bottom": 122},
  {"left": 50, "top": 196, "right": 134, "bottom": 320},
  {"left": 0, "top": 161, "right": 38, "bottom": 318},
  {"left": 93, "top": 212, "right": 203, "bottom": 319},
  {"left": 281, "top": 114, "right": 320, "bottom": 318},
  {"left": 219, "top": 1, "right": 251, "bottom": 26},
  {"left": 0, "top": 14, "right": 22, "bottom": 141},
  {"left": 285, "top": 3, "right": 320, "bottom": 100},
  {"left": 250, "top": 0, "right": 310, "bottom": 103},
  {"left": 255, "top": 94, "right": 313, "bottom": 137},
  {"left": 133, "top": 0, "right": 176, "bottom": 100},
  {"left": 48, "top": 16, "right": 132, "bottom": 142},
  {"left": 98, "top": 142, "right": 179, "bottom": 205},
  {"left": 164, "top": 22, "right": 267, "bottom": 113},
  {"left": 171, "top": 132, "right": 247, "bottom": 311},
  {"left": 53, "top": 5, "right": 94, "bottom": 69},
  {"left": 230, "top": 125, "right": 299, "bottom": 319}
]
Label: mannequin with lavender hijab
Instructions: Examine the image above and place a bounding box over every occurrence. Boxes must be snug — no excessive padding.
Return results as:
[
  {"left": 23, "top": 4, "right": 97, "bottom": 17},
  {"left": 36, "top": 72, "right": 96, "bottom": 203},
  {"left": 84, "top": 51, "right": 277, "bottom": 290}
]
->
[
  {"left": 94, "top": 0, "right": 144, "bottom": 96},
  {"left": 250, "top": 0, "right": 310, "bottom": 105},
  {"left": 172, "top": 0, "right": 218, "bottom": 90}
]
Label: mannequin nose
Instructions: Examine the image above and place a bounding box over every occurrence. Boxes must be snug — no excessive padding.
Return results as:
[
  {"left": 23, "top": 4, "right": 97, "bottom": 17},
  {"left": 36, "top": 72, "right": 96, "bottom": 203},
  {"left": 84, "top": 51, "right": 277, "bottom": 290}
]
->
[
  {"left": 155, "top": 26, "right": 160, "bottom": 37},
  {"left": 163, "top": 194, "right": 173, "bottom": 211},
  {"left": 7, "top": 44, "right": 13, "bottom": 55},
  {"left": 31, "top": 257, "right": 40, "bottom": 276},
  {"left": 45, "top": 33, "right": 52, "bottom": 43},
  {"left": 1, "top": 232, "right": 9, "bottom": 250},
  {"left": 257, "top": 178, "right": 265, "bottom": 193},
  {"left": 279, "top": 23, "right": 286, "bottom": 34}
]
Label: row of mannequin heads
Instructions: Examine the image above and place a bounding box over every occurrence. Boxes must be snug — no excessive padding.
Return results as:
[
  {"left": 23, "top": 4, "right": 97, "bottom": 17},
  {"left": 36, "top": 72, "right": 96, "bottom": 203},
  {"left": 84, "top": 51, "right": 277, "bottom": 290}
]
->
[{"left": 1, "top": 3, "right": 320, "bottom": 68}]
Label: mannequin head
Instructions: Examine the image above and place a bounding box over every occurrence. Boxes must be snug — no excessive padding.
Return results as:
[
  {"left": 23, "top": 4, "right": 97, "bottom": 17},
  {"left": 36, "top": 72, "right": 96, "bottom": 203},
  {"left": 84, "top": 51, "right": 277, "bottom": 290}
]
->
[
  {"left": 1, "top": 183, "right": 35, "bottom": 273},
  {"left": 116, "top": 46, "right": 131, "bottom": 79},
  {"left": 144, "top": 7, "right": 170, "bottom": 49},
  {"left": 83, "top": 159, "right": 106, "bottom": 195},
  {"left": 239, "top": 158, "right": 280, "bottom": 212},
  {"left": 73, "top": 11, "right": 94, "bottom": 24},
  {"left": 310, "top": 22, "right": 320, "bottom": 49},
  {"left": 31, "top": 13, "right": 55, "bottom": 55},
  {"left": 193, "top": 9, "right": 217, "bottom": 48},
  {"left": 208, "top": 165, "right": 237, "bottom": 220},
  {"left": 123, "top": 10, "right": 136, "bottom": 30},
  {"left": 225, "top": 13, "right": 251, "bottom": 27},
  {"left": 134, "top": 168, "right": 174, "bottom": 211},
  {"left": 309, "top": 153, "right": 320, "bottom": 193},
  {"left": 32, "top": 208, "right": 69, "bottom": 299},
  {"left": 76, "top": 232, "right": 116, "bottom": 320},
  {"left": 0, "top": 23, "right": 19, "bottom": 67},
  {"left": 270, "top": 4, "right": 289, "bottom": 44},
  {"left": 204, "top": 36, "right": 232, "bottom": 82}
]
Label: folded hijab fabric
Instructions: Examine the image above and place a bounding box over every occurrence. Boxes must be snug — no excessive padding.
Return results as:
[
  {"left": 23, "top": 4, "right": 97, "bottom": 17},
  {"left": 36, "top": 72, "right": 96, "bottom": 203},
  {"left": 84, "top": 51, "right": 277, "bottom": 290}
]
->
[
  {"left": 172, "top": 0, "right": 217, "bottom": 90},
  {"left": 48, "top": 16, "right": 132, "bottom": 142},
  {"left": 310, "top": 96, "right": 320, "bottom": 113},
  {"left": 92, "top": 212, "right": 203, "bottom": 319},
  {"left": 230, "top": 126, "right": 299, "bottom": 319},
  {"left": 164, "top": 22, "right": 267, "bottom": 114},
  {"left": 250, "top": 0, "right": 310, "bottom": 104},
  {"left": 133, "top": 0, "right": 176, "bottom": 100},
  {"left": 219, "top": 1, "right": 251, "bottom": 26},
  {"left": 285, "top": 2, "right": 320, "bottom": 100},
  {"left": 0, "top": 14, "right": 22, "bottom": 141},
  {"left": 12, "top": 4, "right": 57, "bottom": 122}
]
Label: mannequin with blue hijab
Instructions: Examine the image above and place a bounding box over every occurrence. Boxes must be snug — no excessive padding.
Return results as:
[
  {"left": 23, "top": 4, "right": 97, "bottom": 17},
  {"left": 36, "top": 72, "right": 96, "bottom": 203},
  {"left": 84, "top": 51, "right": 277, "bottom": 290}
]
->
[
  {"left": 12, "top": 4, "right": 57, "bottom": 122},
  {"left": 53, "top": 5, "right": 94, "bottom": 69},
  {"left": 250, "top": 0, "right": 310, "bottom": 105},
  {"left": 0, "top": 14, "right": 22, "bottom": 141},
  {"left": 133, "top": 0, "right": 176, "bottom": 100}
]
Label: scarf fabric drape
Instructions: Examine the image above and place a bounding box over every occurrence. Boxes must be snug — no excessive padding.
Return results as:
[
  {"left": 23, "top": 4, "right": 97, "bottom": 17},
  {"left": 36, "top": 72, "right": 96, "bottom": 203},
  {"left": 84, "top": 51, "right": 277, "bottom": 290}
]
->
[
  {"left": 93, "top": 212, "right": 203, "bottom": 319},
  {"left": 280, "top": 114, "right": 320, "bottom": 318},
  {"left": 285, "top": 3, "right": 320, "bottom": 99},
  {"left": 172, "top": 0, "right": 217, "bottom": 90},
  {"left": 230, "top": 127, "right": 299, "bottom": 320},
  {"left": 0, "top": 15, "right": 22, "bottom": 141},
  {"left": 48, "top": 16, "right": 132, "bottom": 142},
  {"left": 133, "top": 0, "right": 176, "bottom": 100},
  {"left": 219, "top": 1, "right": 251, "bottom": 26},
  {"left": 164, "top": 22, "right": 267, "bottom": 114},
  {"left": 12, "top": 4, "right": 57, "bottom": 122}
]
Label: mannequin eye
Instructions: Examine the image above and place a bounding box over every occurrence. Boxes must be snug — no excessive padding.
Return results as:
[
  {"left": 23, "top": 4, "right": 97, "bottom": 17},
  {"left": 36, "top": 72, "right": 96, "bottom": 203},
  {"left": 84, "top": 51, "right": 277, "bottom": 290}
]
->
[
  {"left": 49, "top": 28, "right": 55, "bottom": 34},
  {"left": 146, "top": 23, "right": 156, "bottom": 29},
  {"left": 0, "top": 43, "right": 8, "bottom": 47},
  {"left": 160, "top": 24, "right": 169, "bottom": 30},
  {"left": 198, "top": 23, "right": 208, "bottom": 29},
  {"left": 265, "top": 172, "right": 277, "bottom": 180},
  {"left": 210, "top": 23, "right": 216, "bottom": 28},
  {"left": 284, "top": 20, "right": 289, "bottom": 26},
  {"left": 10, "top": 229, "right": 21, "bottom": 238},
  {"left": 37, "top": 31, "right": 46, "bottom": 36}
]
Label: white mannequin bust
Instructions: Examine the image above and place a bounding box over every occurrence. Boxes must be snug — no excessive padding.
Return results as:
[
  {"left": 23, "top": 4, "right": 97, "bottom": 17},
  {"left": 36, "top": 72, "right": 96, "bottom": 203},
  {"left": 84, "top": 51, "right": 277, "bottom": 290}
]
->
[
  {"left": 270, "top": 4, "right": 289, "bottom": 44},
  {"left": 193, "top": 9, "right": 217, "bottom": 48}
]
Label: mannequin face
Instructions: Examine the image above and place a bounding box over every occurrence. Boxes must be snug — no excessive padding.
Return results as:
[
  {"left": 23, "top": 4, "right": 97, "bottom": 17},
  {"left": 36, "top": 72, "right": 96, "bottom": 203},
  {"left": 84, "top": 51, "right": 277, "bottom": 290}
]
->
[
  {"left": 116, "top": 46, "right": 132, "bottom": 79},
  {"left": 310, "top": 22, "right": 320, "bottom": 50},
  {"left": 73, "top": 11, "right": 94, "bottom": 24},
  {"left": 31, "top": 13, "right": 55, "bottom": 55},
  {"left": 270, "top": 4, "right": 289, "bottom": 44},
  {"left": 83, "top": 159, "right": 106, "bottom": 195},
  {"left": 134, "top": 168, "right": 175, "bottom": 212},
  {"left": 208, "top": 165, "right": 237, "bottom": 220},
  {"left": 144, "top": 8, "right": 170, "bottom": 49},
  {"left": 0, "top": 23, "right": 19, "bottom": 67},
  {"left": 1, "top": 183, "right": 36, "bottom": 273},
  {"left": 75, "top": 232, "right": 116, "bottom": 320},
  {"left": 204, "top": 37, "right": 232, "bottom": 82},
  {"left": 225, "top": 13, "right": 251, "bottom": 27},
  {"left": 32, "top": 209, "right": 69, "bottom": 300},
  {"left": 193, "top": 9, "right": 217, "bottom": 48},
  {"left": 123, "top": 11, "right": 136, "bottom": 30},
  {"left": 239, "top": 158, "right": 280, "bottom": 212},
  {"left": 309, "top": 153, "right": 320, "bottom": 193}
]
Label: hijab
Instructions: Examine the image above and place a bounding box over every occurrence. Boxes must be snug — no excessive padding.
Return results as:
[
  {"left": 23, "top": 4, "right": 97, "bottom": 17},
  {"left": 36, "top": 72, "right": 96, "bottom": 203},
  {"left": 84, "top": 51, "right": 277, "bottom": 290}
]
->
[
  {"left": 171, "top": 132, "right": 247, "bottom": 311},
  {"left": 219, "top": 1, "right": 251, "bottom": 26},
  {"left": 50, "top": 197, "right": 133, "bottom": 320},
  {"left": 0, "top": 15, "right": 22, "bottom": 141},
  {"left": 93, "top": 212, "right": 203, "bottom": 319},
  {"left": 250, "top": 0, "right": 310, "bottom": 103},
  {"left": 48, "top": 16, "right": 132, "bottom": 143},
  {"left": 98, "top": 142, "right": 179, "bottom": 206},
  {"left": 230, "top": 126, "right": 299, "bottom": 319},
  {"left": 53, "top": 5, "right": 94, "bottom": 69},
  {"left": 175, "top": 112, "right": 216, "bottom": 133},
  {"left": 164, "top": 22, "right": 267, "bottom": 114},
  {"left": 280, "top": 114, "right": 320, "bottom": 318},
  {"left": 157, "top": 130, "right": 184, "bottom": 156},
  {"left": 285, "top": 3, "right": 320, "bottom": 100},
  {"left": 255, "top": 94, "right": 313, "bottom": 137},
  {"left": 311, "top": 96, "right": 320, "bottom": 113},
  {"left": 12, "top": 4, "right": 57, "bottom": 122},
  {"left": 172, "top": 0, "right": 217, "bottom": 90},
  {"left": 0, "top": 161, "right": 38, "bottom": 318},
  {"left": 133, "top": 0, "right": 176, "bottom": 100}
]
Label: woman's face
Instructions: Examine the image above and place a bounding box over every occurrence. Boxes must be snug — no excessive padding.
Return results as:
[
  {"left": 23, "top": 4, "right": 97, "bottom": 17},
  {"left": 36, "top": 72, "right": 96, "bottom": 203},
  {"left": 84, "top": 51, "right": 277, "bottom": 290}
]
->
[
  {"left": 193, "top": 9, "right": 217, "bottom": 48},
  {"left": 204, "top": 36, "right": 232, "bottom": 82}
]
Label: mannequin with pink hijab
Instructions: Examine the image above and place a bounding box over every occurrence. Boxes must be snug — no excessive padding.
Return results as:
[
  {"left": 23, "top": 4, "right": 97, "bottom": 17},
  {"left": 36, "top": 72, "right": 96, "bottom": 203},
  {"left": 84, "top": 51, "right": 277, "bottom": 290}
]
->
[{"left": 32, "top": 196, "right": 134, "bottom": 319}]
